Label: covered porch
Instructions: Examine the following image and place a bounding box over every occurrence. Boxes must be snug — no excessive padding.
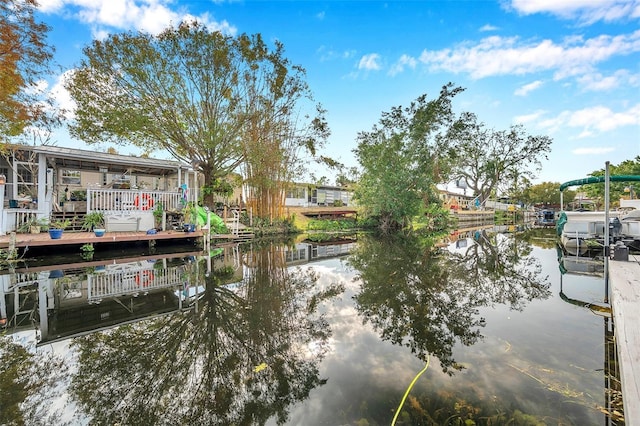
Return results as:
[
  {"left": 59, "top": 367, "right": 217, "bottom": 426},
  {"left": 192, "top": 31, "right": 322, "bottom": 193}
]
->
[{"left": 0, "top": 145, "right": 199, "bottom": 235}]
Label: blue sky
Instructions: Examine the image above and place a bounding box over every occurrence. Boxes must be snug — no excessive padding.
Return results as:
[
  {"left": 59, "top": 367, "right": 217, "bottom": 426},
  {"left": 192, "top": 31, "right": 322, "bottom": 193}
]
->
[{"left": 35, "top": 0, "right": 640, "bottom": 186}]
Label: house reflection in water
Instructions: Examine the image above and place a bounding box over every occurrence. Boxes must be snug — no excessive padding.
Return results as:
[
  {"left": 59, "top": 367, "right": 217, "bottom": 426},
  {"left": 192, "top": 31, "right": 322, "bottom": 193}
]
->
[
  {"left": 1, "top": 238, "right": 356, "bottom": 346},
  {"left": 0, "top": 249, "right": 237, "bottom": 346},
  {"left": 284, "top": 236, "right": 357, "bottom": 265}
]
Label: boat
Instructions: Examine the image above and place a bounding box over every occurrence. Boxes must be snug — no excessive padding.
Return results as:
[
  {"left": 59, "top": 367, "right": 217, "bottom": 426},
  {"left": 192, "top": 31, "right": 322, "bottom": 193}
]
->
[
  {"left": 535, "top": 209, "right": 556, "bottom": 227},
  {"left": 619, "top": 208, "right": 640, "bottom": 250},
  {"left": 556, "top": 174, "right": 640, "bottom": 255},
  {"left": 556, "top": 210, "right": 625, "bottom": 255}
]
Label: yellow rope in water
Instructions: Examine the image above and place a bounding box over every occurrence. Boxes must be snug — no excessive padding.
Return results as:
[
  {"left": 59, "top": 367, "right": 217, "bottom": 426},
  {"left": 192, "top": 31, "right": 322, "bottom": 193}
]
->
[{"left": 391, "top": 353, "right": 430, "bottom": 426}]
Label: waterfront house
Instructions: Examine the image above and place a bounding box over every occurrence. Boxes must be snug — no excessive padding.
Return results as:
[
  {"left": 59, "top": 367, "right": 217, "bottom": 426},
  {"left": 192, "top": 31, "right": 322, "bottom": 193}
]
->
[
  {"left": 284, "top": 184, "right": 354, "bottom": 207},
  {"left": 0, "top": 145, "right": 199, "bottom": 235}
]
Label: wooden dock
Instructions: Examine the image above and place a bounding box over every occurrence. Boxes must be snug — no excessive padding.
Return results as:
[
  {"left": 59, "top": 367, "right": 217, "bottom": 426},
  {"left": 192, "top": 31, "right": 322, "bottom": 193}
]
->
[
  {"left": 609, "top": 253, "right": 640, "bottom": 425},
  {"left": 0, "top": 229, "right": 205, "bottom": 251},
  {"left": 452, "top": 210, "right": 495, "bottom": 222}
]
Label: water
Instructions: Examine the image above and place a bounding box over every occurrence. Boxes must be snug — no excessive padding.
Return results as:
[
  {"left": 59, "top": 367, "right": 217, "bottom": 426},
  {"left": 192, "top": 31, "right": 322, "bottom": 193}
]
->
[{"left": 0, "top": 227, "right": 622, "bottom": 425}]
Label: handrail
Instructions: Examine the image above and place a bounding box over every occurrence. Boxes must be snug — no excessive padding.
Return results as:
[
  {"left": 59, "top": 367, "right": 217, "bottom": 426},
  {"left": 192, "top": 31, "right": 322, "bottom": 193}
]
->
[
  {"left": 559, "top": 175, "right": 640, "bottom": 192},
  {"left": 87, "top": 188, "right": 191, "bottom": 213}
]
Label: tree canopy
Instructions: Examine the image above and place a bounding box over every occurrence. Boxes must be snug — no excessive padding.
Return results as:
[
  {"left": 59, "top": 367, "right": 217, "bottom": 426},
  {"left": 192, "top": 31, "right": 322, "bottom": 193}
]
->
[
  {"left": 522, "top": 181, "right": 574, "bottom": 207},
  {"left": 579, "top": 156, "right": 640, "bottom": 207},
  {"left": 353, "top": 83, "right": 464, "bottom": 232},
  {"left": 0, "top": 0, "right": 55, "bottom": 138},
  {"left": 446, "top": 112, "right": 553, "bottom": 206},
  {"left": 65, "top": 22, "right": 325, "bottom": 208}
]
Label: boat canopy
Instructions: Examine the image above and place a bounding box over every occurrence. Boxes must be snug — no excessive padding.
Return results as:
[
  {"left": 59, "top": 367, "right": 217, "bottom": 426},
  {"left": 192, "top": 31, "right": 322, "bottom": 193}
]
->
[{"left": 559, "top": 175, "right": 640, "bottom": 192}]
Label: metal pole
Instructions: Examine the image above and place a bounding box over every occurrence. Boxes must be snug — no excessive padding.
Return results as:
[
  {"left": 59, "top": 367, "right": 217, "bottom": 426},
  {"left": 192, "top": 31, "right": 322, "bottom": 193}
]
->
[
  {"left": 0, "top": 176, "right": 5, "bottom": 235},
  {"left": 604, "top": 162, "right": 610, "bottom": 257},
  {"left": 604, "top": 161, "right": 610, "bottom": 303}
]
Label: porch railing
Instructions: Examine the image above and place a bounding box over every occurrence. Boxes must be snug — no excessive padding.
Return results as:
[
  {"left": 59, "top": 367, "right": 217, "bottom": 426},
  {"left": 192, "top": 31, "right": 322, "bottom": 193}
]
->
[
  {"left": 87, "top": 189, "right": 190, "bottom": 213},
  {"left": 6, "top": 210, "right": 43, "bottom": 233}
]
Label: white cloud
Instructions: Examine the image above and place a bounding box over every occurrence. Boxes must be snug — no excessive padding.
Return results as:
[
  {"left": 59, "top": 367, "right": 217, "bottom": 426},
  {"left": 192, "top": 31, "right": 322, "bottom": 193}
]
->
[
  {"left": 508, "top": 0, "right": 640, "bottom": 24},
  {"left": 572, "top": 147, "right": 616, "bottom": 155},
  {"left": 577, "top": 70, "right": 638, "bottom": 91},
  {"left": 568, "top": 104, "right": 640, "bottom": 133},
  {"left": 418, "top": 30, "right": 640, "bottom": 80},
  {"left": 38, "top": 0, "right": 236, "bottom": 36},
  {"left": 521, "top": 104, "right": 640, "bottom": 137},
  {"left": 514, "top": 109, "right": 547, "bottom": 124},
  {"left": 388, "top": 54, "right": 417, "bottom": 76},
  {"left": 479, "top": 24, "right": 499, "bottom": 32},
  {"left": 38, "top": 0, "right": 65, "bottom": 13},
  {"left": 50, "top": 70, "right": 77, "bottom": 119},
  {"left": 358, "top": 53, "right": 381, "bottom": 71},
  {"left": 317, "top": 46, "right": 356, "bottom": 62},
  {"left": 514, "top": 80, "right": 543, "bottom": 96}
]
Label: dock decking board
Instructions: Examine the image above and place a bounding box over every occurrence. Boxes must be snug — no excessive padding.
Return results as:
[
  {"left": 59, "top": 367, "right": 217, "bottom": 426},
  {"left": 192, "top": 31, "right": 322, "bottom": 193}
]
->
[
  {"left": 609, "top": 254, "right": 640, "bottom": 425},
  {"left": 0, "top": 230, "right": 205, "bottom": 249}
]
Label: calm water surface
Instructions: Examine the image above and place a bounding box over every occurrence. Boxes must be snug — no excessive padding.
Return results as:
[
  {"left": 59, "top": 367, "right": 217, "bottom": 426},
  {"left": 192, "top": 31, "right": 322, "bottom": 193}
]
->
[{"left": 0, "top": 227, "right": 622, "bottom": 425}]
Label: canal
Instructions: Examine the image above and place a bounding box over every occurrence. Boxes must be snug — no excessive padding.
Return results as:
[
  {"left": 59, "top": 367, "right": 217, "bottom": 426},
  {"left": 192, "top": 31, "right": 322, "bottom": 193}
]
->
[{"left": 0, "top": 226, "right": 622, "bottom": 425}]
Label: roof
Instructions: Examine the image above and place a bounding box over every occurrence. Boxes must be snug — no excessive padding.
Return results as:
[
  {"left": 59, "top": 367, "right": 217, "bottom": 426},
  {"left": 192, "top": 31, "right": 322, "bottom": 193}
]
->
[{"left": 30, "top": 145, "right": 189, "bottom": 176}]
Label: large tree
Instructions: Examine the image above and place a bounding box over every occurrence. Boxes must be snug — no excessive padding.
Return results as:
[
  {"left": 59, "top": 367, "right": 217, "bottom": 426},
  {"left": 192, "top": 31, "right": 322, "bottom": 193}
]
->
[
  {"left": 522, "top": 181, "right": 573, "bottom": 207},
  {"left": 66, "top": 22, "right": 319, "bottom": 207},
  {"left": 0, "top": 0, "right": 55, "bottom": 138},
  {"left": 446, "top": 112, "right": 552, "bottom": 206},
  {"left": 353, "top": 83, "right": 464, "bottom": 232}
]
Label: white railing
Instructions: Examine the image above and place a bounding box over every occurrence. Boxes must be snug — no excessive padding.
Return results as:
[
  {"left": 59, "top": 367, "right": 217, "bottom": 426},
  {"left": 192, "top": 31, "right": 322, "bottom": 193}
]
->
[
  {"left": 87, "top": 189, "right": 190, "bottom": 213},
  {"left": 87, "top": 266, "right": 184, "bottom": 301},
  {"left": 5, "top": 209, "right": 45, "bottom": 233}
]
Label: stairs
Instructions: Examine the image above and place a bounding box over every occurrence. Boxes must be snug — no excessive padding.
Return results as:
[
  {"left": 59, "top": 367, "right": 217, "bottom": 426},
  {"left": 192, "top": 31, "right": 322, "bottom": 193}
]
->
[{"left": 50, "top": 211, "right": 86, "bottom": 231}]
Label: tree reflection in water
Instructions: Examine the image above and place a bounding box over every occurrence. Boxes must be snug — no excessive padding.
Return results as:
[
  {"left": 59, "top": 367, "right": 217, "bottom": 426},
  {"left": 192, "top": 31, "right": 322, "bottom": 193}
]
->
[
  {"left": 0, "top": 336, "right": 69, "bottom": 424},
  {"left": 349, "top": 230, "right": 551, "bottom": 373},
  {"left": 69, "top": 242, "right": 344, "bottom": 425}
]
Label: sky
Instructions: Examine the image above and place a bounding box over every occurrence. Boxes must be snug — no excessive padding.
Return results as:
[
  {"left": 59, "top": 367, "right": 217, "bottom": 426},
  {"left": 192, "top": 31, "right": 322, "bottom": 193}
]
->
[{"left": 33, "top": 0, "right": 640, "bottom": 186}]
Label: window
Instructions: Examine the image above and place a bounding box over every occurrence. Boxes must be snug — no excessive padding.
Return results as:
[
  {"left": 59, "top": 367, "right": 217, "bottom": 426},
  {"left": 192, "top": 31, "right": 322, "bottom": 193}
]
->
[
  {"left": 61, "top": 170, "right": 81, "bottom": 185},
  {"left": 285, "top": 247, "right": 307, "bottom": 262},
  {"left": 286, "top": 187, "right": 305, "bottom": 199},
  {"left": 16, "top": 163, "right": 37, "bottom": 198}
]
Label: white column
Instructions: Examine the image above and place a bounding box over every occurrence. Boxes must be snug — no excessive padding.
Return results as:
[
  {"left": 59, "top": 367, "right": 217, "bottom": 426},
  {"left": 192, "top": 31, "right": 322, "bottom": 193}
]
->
[
  {"left": 192, "top": 169, "right": 198, "bottom": 204},
  {"left": 0, "top": 174, "right": 5, "bottom": 235},
  {"left": 37, "top": 153, "right": 46, "bottom": 212}
]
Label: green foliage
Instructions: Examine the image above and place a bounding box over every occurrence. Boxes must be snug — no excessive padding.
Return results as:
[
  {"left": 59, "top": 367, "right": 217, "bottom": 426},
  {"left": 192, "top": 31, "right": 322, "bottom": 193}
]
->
[
  {"left": 182, "top": 202, "right": 198, "bottom": 224},
  {"left": 64, "top": 21, "right": 326, "bottom": 209},
  {"left": 307, "top": 218, "right": 357, "bottom": 231},
  {"left": 251, "top": 216, "right": 297, "bottom": 236},
  {"left": 447, "top": 111, "right": 553, "bottom": 205},
  {"left": 82, "top": 212, "right": 104, "bottom": 231},
  {"left": 201, "top": 179, "right": 234, "bottom": 198},
  {"left": 70, "top": 190, "right": 87, "bottom": 201},
  {"left": 580, "top": 156, "right": 640, "bottom": 206},
  {"left": 48, "top": 218, "right": 71, "bottom": 230},
  {"left": 523, "top": 181, "right": 573, "bottom": 206},
  {"left": 16, "top": 216, "right": 48, "bottom": 233},
  {"left": 153, "top": 201, "right": 164, "bottom": 222},
  {"left": 421, "top": 203, "right": 451, "bottom": 231},
  {"left": 0, "top": 0, "right": 56, "bottom": 138},
  {"left": 354, "top": 83, "right": 464, "bottom": 232}
]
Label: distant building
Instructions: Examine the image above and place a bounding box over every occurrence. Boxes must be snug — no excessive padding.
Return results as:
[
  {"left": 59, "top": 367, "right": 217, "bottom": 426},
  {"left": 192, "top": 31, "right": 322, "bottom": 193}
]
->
[
  {"left": 284, "top": 184, "right": 354, "bottom": 207},
  {"left": 439, "top": 189, "right": 476, "bottom": 210}
]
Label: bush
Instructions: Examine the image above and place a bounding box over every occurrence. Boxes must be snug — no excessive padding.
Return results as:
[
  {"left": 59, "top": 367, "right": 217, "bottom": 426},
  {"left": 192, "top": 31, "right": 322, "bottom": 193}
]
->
[{"left": 307, "top": 218, "right": 357, "bottom": 231}]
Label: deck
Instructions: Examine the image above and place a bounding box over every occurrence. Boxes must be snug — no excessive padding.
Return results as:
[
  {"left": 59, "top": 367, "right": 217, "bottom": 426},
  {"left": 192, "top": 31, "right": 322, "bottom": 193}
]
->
[
  {"left": 0, "top": 229, "right": 206, "bottom": 250},
  {"left": 609, "top": 253, "right": 640, "bottom": 425},
  {"left": 298, "top": 208, "right": 358, "bottom": 220}
]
